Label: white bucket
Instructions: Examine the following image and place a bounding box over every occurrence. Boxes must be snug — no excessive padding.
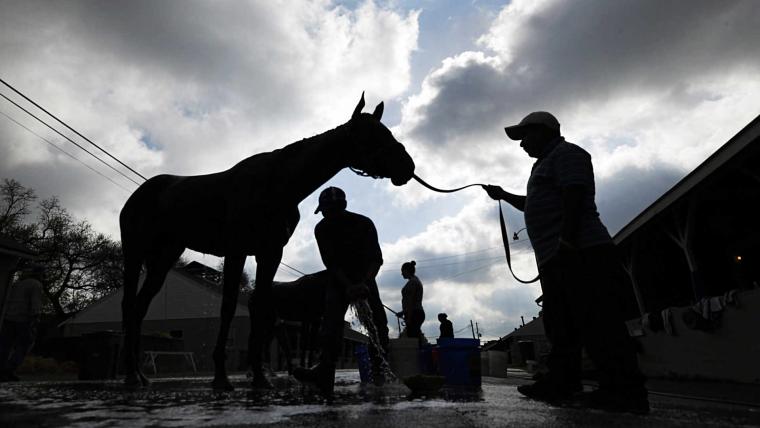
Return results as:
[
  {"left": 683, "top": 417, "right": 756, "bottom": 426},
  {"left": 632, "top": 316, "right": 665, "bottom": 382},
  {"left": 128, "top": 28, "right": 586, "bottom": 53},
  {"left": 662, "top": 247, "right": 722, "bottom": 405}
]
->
[{"left": 388, "top": 338, "right": 420, "bottom": 380}]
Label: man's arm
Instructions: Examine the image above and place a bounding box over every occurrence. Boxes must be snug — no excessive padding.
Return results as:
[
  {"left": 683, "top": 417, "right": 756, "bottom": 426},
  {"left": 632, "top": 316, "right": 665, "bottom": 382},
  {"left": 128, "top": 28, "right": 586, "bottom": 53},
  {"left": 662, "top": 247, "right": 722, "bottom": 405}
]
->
[
  {"left": 362, "top": 218, "right": 383, "bottom": 281},
  {"left": 482, "top": 185, "right": 526, "bottom": 211},
  {"left": 316, "top": 224, "right": 352, "bottom": 289},
  {"left": 559, "top": 184, "right": 585, "bottom": 249},
  {"left": 556, "top": 147, "right": 594, "bottom": 250}
]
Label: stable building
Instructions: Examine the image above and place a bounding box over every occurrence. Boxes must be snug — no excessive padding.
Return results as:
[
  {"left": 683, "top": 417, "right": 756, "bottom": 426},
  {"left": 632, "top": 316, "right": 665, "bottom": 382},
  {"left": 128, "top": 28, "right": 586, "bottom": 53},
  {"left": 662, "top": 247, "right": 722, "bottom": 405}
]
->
[
  {"left": 61, "top": 263, "right": 368, "bottom": 373},
  {"left": 615, "top": 115, "right": 760, "bottom": 383}
]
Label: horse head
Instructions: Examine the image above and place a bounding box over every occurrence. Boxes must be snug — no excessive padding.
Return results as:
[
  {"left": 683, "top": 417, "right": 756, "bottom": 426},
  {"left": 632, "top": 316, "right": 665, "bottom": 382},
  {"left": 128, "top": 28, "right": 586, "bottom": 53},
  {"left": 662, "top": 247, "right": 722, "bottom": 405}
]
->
[{"left": 346, "top": 93, "right": 415, "bottom": 186}]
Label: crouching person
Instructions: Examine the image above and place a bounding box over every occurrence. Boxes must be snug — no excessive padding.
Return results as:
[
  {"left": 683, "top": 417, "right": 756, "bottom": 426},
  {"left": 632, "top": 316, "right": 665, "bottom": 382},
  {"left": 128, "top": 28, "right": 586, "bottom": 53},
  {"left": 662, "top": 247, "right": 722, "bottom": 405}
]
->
[{"left": 292, "top": 186, "right": 389, "bottom": 396}]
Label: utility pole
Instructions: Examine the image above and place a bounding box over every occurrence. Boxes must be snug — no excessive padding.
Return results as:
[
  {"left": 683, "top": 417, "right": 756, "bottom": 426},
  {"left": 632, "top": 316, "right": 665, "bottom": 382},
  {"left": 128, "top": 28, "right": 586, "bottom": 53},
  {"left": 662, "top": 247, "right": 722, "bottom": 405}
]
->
[
  {"left": 470, "top": 320, "right": 476, "bottom": 339},
  {"left": 475, "top": 322, "right": 482, "bottom": 340}
]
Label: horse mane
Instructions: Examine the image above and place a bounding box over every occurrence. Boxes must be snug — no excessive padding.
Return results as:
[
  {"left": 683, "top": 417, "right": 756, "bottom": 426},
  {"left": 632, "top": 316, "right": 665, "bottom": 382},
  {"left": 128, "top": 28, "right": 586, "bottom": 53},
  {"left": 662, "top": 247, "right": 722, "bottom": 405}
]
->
[{"left": 274, "top": 123, "right": 348, "bottom": 159}]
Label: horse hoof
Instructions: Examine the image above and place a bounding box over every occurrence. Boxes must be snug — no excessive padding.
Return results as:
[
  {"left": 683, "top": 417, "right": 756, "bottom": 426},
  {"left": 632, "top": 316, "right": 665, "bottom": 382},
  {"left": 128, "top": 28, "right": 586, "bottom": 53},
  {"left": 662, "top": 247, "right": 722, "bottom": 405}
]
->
[{"left": 212, "top": 378, "right": 235, "bottom": 391}]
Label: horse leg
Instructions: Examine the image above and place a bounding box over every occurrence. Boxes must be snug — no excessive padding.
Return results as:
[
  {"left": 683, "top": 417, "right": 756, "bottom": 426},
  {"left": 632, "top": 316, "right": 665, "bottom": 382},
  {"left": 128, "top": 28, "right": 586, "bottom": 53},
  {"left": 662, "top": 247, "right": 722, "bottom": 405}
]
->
[
  {"left": 275, "top": 322, "right": 293, "bottom": 374},
  {"left": 211, "top": 253, "right": 247, "bottom": 391},
  {"left": 247, "top": 291, "right": 276, "bottom": 388},
  {"left": 121, "top": 247, "right": 143, "bottom": 387},
  {"left": 246, "top": 248, "right": 282, "bottom": 388},
  {"left": 133, "top": 245, "right": 183, "bottom": 386}
]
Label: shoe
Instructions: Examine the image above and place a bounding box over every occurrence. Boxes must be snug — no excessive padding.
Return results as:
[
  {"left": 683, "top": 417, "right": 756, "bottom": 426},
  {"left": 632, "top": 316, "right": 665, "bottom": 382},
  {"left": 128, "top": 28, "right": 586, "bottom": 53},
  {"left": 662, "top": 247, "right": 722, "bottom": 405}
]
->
[
  {"left": 292, "top": 362, "right": 335, "bottom": 396},
  {"left": 517, "top": 380, "right": 581, "bottom": 403},
  {"left": 583, "top": 388, "right": 650, "bottom": 414}
]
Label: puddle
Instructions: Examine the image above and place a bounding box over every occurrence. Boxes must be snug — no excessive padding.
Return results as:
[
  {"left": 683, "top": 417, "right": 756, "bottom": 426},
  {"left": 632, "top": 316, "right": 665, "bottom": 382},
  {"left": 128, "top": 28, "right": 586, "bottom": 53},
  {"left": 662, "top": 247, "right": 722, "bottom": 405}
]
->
[{"left": 0, "top": 371, "right": 485, "bottom": 427}]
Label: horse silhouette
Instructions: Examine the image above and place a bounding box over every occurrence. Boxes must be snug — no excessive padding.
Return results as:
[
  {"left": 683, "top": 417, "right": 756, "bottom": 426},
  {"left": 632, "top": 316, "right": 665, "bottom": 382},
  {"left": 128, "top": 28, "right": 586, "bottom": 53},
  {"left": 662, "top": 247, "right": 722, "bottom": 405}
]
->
[
  {"left": 248, "top": 270, "right": 329, "bottom": 378},
  {"left": 119, "top": 94, "right": 415, "bottom": 390}
]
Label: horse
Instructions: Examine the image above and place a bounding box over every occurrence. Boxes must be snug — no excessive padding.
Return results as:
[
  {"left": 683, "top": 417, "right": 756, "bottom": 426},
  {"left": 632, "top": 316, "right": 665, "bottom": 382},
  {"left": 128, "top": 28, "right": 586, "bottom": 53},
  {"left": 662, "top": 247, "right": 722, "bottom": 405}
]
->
[
  {"left": 247, "top": 270, "right": 329, "bottom": 380},
  {"left": 119, "top": 93, "right": 415, "bottom": 390}
]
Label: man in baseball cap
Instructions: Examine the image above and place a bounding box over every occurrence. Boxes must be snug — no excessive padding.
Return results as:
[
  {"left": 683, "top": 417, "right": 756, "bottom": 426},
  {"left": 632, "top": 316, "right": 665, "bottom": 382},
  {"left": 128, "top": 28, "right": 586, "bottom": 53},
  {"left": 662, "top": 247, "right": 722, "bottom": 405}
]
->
[
  {"left": 314, "top": 186, "right": 346, "bottom": 214},
  {"left": 503, "top": 111, "right": 560, "bottom": 140},
  {"left": 295, "top": 186, "right": 390, "bottom": 395},
  {"left": 483, "top": 112, "right": 648, "bottom": 413}
]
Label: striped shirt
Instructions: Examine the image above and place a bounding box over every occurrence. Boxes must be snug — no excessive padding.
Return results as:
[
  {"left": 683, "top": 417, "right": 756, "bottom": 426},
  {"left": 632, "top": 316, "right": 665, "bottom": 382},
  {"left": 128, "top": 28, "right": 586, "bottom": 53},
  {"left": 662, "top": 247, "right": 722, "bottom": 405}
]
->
[{"left": 524, "top": 137, "right": 612, "bottom": 267}]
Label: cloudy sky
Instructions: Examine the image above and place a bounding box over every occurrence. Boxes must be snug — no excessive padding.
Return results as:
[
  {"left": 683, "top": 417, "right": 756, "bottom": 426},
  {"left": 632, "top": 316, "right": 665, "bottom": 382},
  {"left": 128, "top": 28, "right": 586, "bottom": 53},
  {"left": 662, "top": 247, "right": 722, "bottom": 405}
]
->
[{"left": 2, "top": 0, "right": 760, "bottom": 340}]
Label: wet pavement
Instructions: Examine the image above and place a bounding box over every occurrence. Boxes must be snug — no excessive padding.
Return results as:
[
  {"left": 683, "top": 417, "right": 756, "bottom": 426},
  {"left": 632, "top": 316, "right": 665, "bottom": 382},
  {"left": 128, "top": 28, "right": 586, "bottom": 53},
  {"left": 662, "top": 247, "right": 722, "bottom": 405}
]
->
[{"left": 1, "top": 371, "right": 759, "bottom": 427}]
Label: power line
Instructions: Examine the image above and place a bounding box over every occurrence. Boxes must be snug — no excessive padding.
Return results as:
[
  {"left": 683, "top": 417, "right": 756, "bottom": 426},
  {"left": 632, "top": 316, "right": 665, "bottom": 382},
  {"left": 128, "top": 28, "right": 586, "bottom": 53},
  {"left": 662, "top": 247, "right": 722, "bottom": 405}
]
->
[
  {"left": 382, "top": 240, "right": 532, "bottom": 268},
  {"left": 0, "top": 92, "right": 142, "bottom": 186},
  {"left": 0, "top": 110, "right": 133, "bottom": 194},
  {"left": 1, "top": 80, "right": 321, "bottom": 279},
  {"left": 444, "top": 259, "right": 504, "bottom": 280},
  {"left": 279, "top": 261, "right": 306, "bottom": 276},
  {"left": 383, "top": 245, "right": 503, "bottom": 265},
  {"left": 378, "top": 242, "right": 533, "bottom": 276},
  {"left": 0, "top": 77, "right": 147, "bottom": 181}
]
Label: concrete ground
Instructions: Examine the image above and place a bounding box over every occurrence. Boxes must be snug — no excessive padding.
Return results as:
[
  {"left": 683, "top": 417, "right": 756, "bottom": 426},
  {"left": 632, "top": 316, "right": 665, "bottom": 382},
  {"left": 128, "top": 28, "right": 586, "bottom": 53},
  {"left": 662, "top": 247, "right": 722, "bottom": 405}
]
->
[{"left": 1, "top": 370, "right": 759, "bottom": 427}]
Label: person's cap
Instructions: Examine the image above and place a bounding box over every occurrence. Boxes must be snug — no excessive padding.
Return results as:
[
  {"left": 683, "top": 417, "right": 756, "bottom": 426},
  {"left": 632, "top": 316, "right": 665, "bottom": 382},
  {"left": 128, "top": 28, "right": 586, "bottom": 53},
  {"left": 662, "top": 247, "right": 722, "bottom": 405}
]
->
[
  {"left": 438, "top": 313, "right": 448, "bottom": 318},
  {"left": 314, "top": 186, "right": 346, "bottom": 214},
  {"left": 504, "top": 111, "right": 560, "bottom": 140}
]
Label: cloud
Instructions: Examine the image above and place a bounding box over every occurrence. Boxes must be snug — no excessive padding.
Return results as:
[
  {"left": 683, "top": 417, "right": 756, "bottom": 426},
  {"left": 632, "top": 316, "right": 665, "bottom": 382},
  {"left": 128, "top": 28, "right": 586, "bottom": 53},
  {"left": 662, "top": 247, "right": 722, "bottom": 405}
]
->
[
  {"left": 0, "top": 0, "right": 419, "bottom": 239},
  {"left": 399, "top": 0, "right": 760, "bottom": 168}
]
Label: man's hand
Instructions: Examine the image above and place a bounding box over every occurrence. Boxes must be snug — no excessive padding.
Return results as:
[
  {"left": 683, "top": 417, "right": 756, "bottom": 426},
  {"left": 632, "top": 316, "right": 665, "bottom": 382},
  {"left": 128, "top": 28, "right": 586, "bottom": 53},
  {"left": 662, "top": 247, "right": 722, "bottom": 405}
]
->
[
  {"left": 396, "top": 311, "right": 405, "bottom": 319},
  {"left": 346, "top": 281, "right": 370, "bottom": 302},
  {"left": 482, "top": 184, "right": 506, "bottom": 200}
]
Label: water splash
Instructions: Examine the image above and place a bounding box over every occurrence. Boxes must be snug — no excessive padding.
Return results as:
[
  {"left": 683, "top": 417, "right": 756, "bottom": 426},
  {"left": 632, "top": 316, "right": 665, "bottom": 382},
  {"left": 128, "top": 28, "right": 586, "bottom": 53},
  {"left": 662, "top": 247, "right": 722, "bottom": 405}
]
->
[{"left": 351, "top": 299, "right": 396, "bottom": 383}]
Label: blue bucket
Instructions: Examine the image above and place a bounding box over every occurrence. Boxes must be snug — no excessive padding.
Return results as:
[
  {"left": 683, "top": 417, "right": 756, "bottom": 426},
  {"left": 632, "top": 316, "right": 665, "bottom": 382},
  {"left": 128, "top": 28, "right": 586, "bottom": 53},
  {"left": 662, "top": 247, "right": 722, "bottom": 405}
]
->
[
  {"left": 418, "top": 344, "right": 436, "bottom": 375},
  {"left": 354, "top": 344, "right": 371, "bottom": 383},
  {"left": 436, "top": 338, "right": 481, "bottom": 387}
]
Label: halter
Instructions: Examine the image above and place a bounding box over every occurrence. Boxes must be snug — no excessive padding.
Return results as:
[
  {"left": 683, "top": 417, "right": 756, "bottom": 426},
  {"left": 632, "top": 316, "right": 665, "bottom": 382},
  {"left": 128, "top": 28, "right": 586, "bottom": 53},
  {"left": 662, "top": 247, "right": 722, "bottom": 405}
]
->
[{"left": 346, "top": 132, "right": 403, "bottom": 180}]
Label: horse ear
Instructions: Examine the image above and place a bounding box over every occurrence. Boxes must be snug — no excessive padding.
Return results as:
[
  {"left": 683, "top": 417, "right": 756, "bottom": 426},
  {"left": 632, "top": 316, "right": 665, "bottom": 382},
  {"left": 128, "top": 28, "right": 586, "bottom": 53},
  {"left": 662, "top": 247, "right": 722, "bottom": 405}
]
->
[
  {"left": 372, "top": 102, "right": 384, "bottom": 121},
  {"left": 352, "top": 92, "right": 365, "bottom": 119}
]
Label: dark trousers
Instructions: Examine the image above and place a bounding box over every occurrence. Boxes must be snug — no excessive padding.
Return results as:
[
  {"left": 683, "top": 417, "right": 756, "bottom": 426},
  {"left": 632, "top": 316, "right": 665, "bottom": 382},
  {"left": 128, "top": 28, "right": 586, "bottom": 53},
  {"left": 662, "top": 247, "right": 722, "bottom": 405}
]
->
[
  {"left": 0, "top": 320, "right": 35, "bottom": 372},
  {"left": 404, "top": 309, "right": 425, "bottom": 338},
  {"left": 321, "top": 274, "right": 389, "bottom": 370},
  {"left": 539, "top": 244, "right": 644, "bottom": 391}
]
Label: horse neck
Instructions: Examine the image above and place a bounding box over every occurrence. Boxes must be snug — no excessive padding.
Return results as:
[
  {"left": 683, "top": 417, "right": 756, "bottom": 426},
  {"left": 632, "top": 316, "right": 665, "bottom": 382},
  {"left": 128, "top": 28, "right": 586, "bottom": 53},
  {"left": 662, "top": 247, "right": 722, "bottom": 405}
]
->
[{"left": 276, "top": 123, "right": 352, "bottom": 203}]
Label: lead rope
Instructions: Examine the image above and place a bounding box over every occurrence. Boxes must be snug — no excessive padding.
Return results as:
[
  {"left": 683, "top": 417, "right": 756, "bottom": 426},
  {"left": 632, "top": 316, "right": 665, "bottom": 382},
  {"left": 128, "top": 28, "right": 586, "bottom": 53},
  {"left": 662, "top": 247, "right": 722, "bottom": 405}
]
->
[{"left": 412, "top": 174, "right": 540, "bottom": 284}]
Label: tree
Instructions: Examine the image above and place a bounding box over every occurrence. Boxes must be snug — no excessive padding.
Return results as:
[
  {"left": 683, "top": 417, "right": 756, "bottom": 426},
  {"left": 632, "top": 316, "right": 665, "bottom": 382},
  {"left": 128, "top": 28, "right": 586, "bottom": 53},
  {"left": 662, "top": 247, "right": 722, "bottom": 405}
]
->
[
  {"left": 0, "top": 179, "right": 123, "bottom": 318},
  {"left": 0, "top": 178, "right": 36, "bottom": 243}
]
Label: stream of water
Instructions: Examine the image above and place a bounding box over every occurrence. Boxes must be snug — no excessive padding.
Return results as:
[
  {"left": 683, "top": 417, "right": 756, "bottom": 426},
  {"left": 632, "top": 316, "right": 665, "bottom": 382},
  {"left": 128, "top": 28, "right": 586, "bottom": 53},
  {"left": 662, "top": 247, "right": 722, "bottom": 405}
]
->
[{"left": 351, "top": 299, "right": 396, "bottom": 383}]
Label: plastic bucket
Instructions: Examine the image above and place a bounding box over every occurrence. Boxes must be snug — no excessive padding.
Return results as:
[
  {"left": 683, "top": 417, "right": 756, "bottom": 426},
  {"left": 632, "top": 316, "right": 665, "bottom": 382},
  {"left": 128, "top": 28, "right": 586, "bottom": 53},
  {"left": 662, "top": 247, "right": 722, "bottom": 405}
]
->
[
  {"left": 354, "top": 344, "right": 371, "bottom": 383},
  {"left": 418, "top": 344, "right": 436, "bottom": 375},
  {"left": 388, "top": 338, "right": 420, "bottom": 379},
  {"left": 436, "top": 338, "right": 481, "bottom": 387}
]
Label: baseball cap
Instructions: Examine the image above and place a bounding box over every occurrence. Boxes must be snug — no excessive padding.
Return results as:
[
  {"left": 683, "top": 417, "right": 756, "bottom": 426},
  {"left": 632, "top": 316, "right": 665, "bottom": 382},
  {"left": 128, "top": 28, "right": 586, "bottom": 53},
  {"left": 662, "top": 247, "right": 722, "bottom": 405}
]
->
[
  {"left": 504, "top": 111, "right": 560, "bottom": 140},
  {"left": 314, "top": 186, "right": 346, "bottom": 214}
]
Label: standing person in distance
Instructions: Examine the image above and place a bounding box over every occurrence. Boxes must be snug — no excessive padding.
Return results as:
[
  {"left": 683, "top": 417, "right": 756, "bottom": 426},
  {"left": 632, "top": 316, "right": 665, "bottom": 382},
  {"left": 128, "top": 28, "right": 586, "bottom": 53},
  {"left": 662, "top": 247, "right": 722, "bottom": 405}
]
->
[{"left": 397, "top": 261, "right": 425, "bottom": 339}]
